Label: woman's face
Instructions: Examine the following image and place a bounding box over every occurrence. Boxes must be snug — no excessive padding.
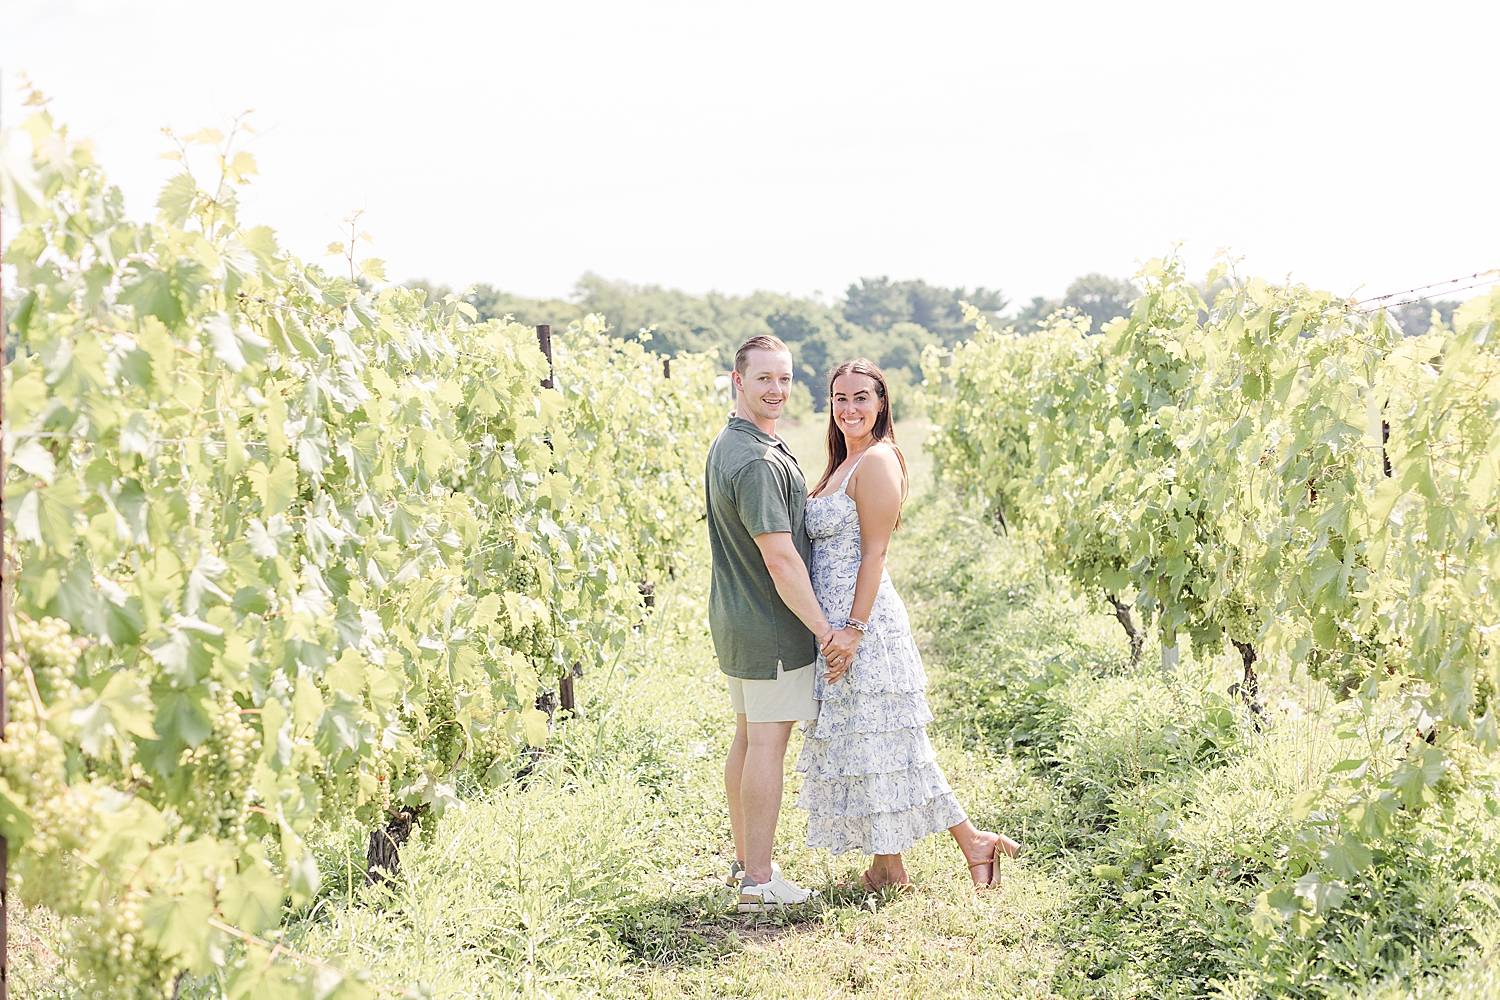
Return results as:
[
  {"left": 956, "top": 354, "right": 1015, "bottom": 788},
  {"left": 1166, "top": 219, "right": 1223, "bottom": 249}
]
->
[{"left": 831, "top": 372, "right": 882, "bottom": 441}]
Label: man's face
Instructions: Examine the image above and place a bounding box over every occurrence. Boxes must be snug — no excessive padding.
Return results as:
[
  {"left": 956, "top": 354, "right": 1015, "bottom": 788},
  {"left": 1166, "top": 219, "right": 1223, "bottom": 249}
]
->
[{"left": 734, "top": 348, "right": 794, "bottom": 423}]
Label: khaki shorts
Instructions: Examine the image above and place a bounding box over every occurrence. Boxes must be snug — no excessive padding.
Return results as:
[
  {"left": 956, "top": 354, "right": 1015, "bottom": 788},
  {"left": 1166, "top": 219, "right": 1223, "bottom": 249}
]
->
[{"left": 727, "top": 661, "right": 819, "bottom": 723}]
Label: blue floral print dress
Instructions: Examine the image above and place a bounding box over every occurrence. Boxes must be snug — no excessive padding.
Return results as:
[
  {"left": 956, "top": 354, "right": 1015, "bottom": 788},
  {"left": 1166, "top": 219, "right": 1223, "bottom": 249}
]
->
[{"left": 795, "top": 453, "right": 967, "bottom": 855}]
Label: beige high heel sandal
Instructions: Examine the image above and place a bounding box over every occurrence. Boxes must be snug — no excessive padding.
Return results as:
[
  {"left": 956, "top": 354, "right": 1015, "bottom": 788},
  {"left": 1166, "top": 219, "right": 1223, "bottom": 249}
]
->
[{"left": 967, "top": 833, "right": 1021, "bottom": 889}]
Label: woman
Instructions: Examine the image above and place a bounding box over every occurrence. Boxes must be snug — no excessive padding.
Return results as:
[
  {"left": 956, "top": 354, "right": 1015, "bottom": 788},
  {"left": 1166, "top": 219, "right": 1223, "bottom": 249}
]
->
[{"left": 795, "top": 359, "right": 1019, "bottom": 891}]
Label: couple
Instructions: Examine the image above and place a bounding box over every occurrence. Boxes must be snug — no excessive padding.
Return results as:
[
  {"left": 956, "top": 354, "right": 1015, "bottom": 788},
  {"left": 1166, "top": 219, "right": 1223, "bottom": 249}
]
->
[{"left": 707, "top": 334, "right": 1019, "bottom": 912}]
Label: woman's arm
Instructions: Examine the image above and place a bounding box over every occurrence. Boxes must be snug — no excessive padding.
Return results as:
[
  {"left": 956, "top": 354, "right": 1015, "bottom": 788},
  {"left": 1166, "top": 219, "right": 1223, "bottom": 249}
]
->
[
  {"left": 822, "top": 445, "right": 904, "bottom": 683},
  {"left": 847, "top": 445, "right": 903, "bottom": 623}
]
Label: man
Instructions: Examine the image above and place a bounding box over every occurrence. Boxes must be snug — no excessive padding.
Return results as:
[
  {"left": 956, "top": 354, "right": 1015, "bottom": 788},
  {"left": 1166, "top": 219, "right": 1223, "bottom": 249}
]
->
[{"left": 706, "top": 334, "right": 833, "bottom": 912}]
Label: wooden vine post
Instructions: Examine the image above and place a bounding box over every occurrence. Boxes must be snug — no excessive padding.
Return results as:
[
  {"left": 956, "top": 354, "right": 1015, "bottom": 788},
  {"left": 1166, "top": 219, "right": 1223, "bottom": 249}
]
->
[
  {"left": 536, "top": 323, "right": 553, "bottom": 389},
  {"left": 1, "top": 174, "right": 11, "bottom": 1000},
  {"left": 637, "top": 355, "right": 672, "bottom": 607},
  {"left": 533, "top": 325, "right": 575, "bottom": 716}
]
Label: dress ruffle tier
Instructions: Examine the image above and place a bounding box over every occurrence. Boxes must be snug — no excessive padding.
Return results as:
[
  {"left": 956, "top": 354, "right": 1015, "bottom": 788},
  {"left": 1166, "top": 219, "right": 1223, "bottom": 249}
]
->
[{"left": 795, "top": 479, "right": 965, "bottom": 857}]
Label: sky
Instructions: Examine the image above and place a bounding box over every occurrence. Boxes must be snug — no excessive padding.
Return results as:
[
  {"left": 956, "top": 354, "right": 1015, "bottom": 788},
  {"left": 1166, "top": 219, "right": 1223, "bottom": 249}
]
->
[{"left": 3, "top": 0, "right": 1497, "bottom": 310}]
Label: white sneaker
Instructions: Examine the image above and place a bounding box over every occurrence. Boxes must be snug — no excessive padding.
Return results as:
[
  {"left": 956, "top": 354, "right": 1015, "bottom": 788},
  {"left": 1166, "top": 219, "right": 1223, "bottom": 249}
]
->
[
  {"left": 725, "top": 860, "right": 779, "bottom": 887},
  {"left": 737, "top": 871, "right": 819, "bottom": 912}
]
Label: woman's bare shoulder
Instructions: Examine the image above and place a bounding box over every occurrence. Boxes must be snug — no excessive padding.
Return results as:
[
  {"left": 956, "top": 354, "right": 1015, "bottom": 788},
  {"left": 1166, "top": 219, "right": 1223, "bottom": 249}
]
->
[
  {"left": 860, "top": 442, "right": 904, "bottom": 472},
  {"left": 852, "top": 442, "right": 904, "bottom": 490}
]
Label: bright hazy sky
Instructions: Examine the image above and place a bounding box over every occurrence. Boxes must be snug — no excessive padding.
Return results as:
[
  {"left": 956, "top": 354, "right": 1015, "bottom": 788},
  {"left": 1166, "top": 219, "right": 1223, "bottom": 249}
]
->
[{"left": 4, "top": 1, "right": 1497, "bottom": 309}]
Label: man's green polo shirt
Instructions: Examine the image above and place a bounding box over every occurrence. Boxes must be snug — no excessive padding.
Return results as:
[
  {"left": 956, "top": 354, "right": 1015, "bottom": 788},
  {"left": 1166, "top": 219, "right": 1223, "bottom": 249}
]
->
[{"left": 705, "top": 416, "right": 817, "bottom": 680}]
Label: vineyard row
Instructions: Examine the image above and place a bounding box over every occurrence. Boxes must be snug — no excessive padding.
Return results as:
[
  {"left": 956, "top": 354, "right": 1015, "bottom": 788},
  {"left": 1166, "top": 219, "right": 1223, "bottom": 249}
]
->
[
  {"left": 0, "top": 107, "right": 722, "bottom": 998},
  {"left": 923, "top": 257, "right": 1500, "bottom": 915}
]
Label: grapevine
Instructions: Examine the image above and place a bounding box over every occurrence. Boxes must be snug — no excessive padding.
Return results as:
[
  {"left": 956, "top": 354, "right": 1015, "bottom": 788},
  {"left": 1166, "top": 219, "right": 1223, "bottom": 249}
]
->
[
  {"left": 926, "top": 253, "right": 1500, "bottom": 901},
  {"left": 0, "top": 98, "right": 720, "bottom": 997}
]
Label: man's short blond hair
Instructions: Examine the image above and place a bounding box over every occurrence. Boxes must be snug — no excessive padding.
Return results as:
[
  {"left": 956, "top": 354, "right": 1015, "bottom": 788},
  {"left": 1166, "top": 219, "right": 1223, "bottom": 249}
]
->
[{"left": 734, "top": 335, "right": 790, "bottom": 375}]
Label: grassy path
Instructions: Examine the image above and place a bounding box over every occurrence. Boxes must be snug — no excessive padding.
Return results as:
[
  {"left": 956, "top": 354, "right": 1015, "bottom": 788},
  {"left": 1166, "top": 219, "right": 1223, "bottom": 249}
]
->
[
  {"left": 623, "top": 504, "right": 1082, "bottom": 999},
  {"left": 269, "top": 477, "right": 1090, "bottom": 998}
]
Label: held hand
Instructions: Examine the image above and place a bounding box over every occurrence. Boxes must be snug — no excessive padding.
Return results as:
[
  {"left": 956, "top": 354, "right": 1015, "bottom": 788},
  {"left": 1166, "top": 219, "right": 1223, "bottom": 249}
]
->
[{"left": 822, "top": 627, "right": 863, "bottom": 684}]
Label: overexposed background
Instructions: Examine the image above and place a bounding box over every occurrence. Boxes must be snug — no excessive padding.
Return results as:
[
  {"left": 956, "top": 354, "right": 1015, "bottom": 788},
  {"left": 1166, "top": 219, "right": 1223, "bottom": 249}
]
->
[{"left": 3, "top": 0, "right": 1496, "bottom": 303}]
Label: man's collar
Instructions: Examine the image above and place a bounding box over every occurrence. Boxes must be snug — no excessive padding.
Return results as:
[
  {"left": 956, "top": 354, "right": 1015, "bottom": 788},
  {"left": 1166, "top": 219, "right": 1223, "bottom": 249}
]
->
[{"left": 727, "top": 415, "right": 789, "bottom": 452}]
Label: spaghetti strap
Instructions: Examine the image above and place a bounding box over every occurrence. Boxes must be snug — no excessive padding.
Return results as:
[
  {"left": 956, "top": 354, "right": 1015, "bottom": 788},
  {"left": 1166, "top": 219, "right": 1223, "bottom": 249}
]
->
[{"left": 838, "top": 450, "right": 868, "bottom": 494}]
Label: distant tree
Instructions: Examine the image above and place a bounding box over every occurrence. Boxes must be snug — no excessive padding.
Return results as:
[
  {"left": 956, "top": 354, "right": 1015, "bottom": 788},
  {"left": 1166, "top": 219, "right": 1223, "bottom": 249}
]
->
[
  {"left": 875, "top": 321, "right": 938, "bottom": 375},
  {"left": 1062, "top": 273, "right": 1139, "bottom": 335},
  {"left": 464, "top": 283, "right": 585, "bottom": 329},
  {"left": 906, "top": 280, "right": 1006, "bottom": 342},
  {"left": 405, "top": 278, "right": 455, "bottom": 313},
  {"left": 407, "top": 271, "right": 1147, "bottom": 385},
  {"left": 842, "top": 277, "right": 912, "bottom": 333},
  {"left": 402, "top": 279, "right": 585, "bottom": 332},
  {"left": 766, "top": 300, "right": 836, "bottom": 347},
  {"left": 1009, "top": 295, "right": 1062, "bottom": 334},
  {"left": 842, "top": 277, "right": 1007, "bottom": 345},
  {"left": 1389, "top": 299, "right": 1459, "bottom": 337},
  {"left": 1002, "top": 274, "right": 1137, "bottom": 337},
  {"left": 464, "top": 283, "right": 503, "bottom": 318},
  {"left": 764, "top": 302, "right": 903, "bottom": 411},
  {"left": 767, "top": 303, "right": 844, "bottom": 408},
  {"left": 571, "top": 273, "right": 726, "bottom": 356},
  {"left": 405, "top": 272, "right": 1045, "bottom": 391},
  {"left": 707, "top": 290, "right": 793, "bottom": 348}
]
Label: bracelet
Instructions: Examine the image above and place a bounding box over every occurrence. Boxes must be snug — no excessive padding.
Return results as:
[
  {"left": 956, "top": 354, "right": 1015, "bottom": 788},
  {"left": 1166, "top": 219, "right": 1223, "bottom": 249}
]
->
[{"left": 844, "top": 617, "right": 868, "bottom": 633}]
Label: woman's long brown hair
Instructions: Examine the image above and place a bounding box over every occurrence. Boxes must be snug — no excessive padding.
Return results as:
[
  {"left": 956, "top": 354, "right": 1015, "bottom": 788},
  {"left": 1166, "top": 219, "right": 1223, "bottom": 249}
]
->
[{"left": 813, "top": 358, "right": 908, "bottom": 526}]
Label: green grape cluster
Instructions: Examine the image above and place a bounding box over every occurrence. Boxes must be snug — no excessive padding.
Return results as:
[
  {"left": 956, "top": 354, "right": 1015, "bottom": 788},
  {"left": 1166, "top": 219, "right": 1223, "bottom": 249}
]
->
[
  {"left": 465, "top": 704, "right": 519, "bottom": 788},
  {"left": 1, "top": 675, "right": 81, "bottom": 904},
  {"left": 369, "top": 741, "right": 396, "bottom": 815},
  {"left": 1219, "top": 597, "right": 1264, "bottom": 650},
  {"left": 2, "top": 621, "right": 177, "bottom": 997},
  {"left": 477, "top": 556, "right": 555, "bottom": 660},
  {"left": 14, "top": 615, "right": 83, "bottom": 706},
  {"left": 52, "top": 886, "right": 165, "bottom": 1000},
  {"left": 3, "top": 620, "right": 90, "bottom": 890},
  {"left": 421, "top": 666, "right": 465, "bottom": 774},
  {"left": 174, "top": 694, "right": 262, "bottom": 844}
]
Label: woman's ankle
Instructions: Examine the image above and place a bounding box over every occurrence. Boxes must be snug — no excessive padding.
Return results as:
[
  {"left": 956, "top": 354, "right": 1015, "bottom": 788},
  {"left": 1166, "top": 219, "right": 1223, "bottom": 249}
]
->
[
  {"left": 951, "top": 826, "right": 990, "bottom": 858},
  {"left": 868, "top": 854, "right": 907, "bottom": 884},
  {"left": 950, "top": 821, "right": 984, "bottom": 850}
]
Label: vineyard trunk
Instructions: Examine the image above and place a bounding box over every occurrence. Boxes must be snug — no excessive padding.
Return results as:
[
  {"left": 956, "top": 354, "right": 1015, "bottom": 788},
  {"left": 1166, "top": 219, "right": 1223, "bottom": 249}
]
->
[
  {"left": 1106, "top": 593, "right": 1144, "bottom": 667},
  {"left": 365, "top": 806, "right": 426, "bottom": 887},
  {"left": 512, "top": 689, "right": 560, "bottom": 783},
  {"left": 1231, "top": 640, "right": 1260, "bottom": 703}
]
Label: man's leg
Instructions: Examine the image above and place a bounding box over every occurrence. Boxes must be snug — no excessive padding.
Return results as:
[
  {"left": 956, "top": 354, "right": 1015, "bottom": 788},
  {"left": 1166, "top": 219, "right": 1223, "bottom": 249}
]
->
[
  {"left": 724, "top": 714, "right": 749, "bottom": 866},
  {"left": 740, "top": 720, "right": 795, "bottom": 885}
]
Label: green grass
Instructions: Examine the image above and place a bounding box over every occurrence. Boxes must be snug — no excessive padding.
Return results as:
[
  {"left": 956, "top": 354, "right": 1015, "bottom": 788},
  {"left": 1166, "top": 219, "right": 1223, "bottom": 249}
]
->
[
  {"left": 267, "top": 530, "right": 1070, "bottom": 999},
  {"left": 259, "top": 489, "right": 1500, "bottom": 999},
  {"left": 20, "top": 474, "right": 1500, "bottom": 999}
]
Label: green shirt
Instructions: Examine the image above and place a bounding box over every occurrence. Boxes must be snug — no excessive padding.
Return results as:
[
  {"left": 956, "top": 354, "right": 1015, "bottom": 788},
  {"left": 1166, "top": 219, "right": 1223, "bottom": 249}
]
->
[{"left": 705, "top": 416, "right": 817, "bottom": 680}]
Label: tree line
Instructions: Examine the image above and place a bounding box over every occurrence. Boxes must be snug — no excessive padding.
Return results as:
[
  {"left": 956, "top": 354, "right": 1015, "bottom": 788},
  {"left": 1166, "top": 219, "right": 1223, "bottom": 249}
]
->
[
  {"left": 408, "top": 272, "right": 1458, "bottom": 416},
  {"left": 405, "top": 273, "right": 1127, "bottom": 415}
]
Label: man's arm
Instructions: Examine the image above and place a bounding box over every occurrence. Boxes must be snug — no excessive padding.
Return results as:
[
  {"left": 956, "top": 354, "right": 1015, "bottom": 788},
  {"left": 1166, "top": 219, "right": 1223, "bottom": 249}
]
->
[{"left": 753, "top": 531, "right": 834, "bottom": 651}]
